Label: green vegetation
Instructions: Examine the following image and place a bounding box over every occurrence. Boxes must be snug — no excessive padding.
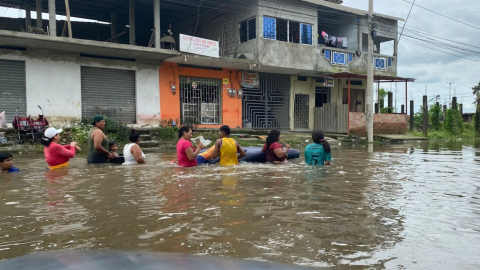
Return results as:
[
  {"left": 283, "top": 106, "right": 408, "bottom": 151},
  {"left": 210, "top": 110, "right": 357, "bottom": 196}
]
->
[{"left": 69, "top": 116, "right": 130, "bottom": 148}]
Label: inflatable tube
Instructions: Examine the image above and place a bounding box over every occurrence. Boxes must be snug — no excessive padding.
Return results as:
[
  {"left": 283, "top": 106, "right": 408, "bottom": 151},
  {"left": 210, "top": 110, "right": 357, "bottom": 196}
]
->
[
  {"left": 201, "top": 146, "right": 300, "bottom": 164},
  {"left": 0, "top": 250, "right": 315, "bottom": 270}
]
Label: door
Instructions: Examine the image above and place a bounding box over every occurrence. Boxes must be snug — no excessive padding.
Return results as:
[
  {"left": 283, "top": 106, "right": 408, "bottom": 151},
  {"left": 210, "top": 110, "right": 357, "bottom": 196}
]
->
[
  {"left": 81, "top": 67, "right": 136, "bottom": 123},
  {"left": 294, "top": 94, "right": 309, "bottom": 129},
  {"left": 179, "top": 76, "right": 221, "bottom": 125},
  {"left": 242, "top": 73, "right": 290, "bottom": 129},
  {"left": 0, "top": 60, "right": 26, "bottom": 122}
]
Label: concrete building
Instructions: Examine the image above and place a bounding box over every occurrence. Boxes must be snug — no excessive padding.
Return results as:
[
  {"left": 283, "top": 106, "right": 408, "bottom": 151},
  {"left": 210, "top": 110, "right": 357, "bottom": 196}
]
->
[{"left": 0, "top": 0, "right": 413, "bottom": 134}]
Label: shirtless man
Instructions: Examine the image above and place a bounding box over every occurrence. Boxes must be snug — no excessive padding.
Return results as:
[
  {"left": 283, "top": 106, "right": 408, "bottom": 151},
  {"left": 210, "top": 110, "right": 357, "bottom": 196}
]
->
[{"left": 87, "top": 115, "right": 113, "bottom": 164}]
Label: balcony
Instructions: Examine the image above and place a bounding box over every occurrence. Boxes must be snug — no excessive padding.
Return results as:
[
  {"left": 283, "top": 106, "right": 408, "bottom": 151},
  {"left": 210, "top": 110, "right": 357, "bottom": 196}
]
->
[{"left": 318, "top": 47, "right": 397, "bottom": 76}]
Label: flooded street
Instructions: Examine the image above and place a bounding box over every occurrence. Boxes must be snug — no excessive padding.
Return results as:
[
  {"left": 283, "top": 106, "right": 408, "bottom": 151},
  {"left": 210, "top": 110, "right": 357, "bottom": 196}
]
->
[{"left": 0, "top": 144, "right": 479, "bottom": 269}]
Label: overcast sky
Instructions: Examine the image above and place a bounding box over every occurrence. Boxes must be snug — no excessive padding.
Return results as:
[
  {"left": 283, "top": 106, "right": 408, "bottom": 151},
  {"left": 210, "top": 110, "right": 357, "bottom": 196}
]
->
[
  {"left": 343, "top": 0, "right": 480, "bottom": 113},
  {"left": 1, "top": 1, "right": 479, "bottom": 112}
]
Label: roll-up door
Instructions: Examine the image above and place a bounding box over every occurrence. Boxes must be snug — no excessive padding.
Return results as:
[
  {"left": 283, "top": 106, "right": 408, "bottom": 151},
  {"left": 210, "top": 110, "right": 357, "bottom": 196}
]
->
[
  {"left": 0, "top": 60, "right": 26, "bottom": 122},
  {"left": 81, "top": 66, "right": 136, "bottom": 123}
]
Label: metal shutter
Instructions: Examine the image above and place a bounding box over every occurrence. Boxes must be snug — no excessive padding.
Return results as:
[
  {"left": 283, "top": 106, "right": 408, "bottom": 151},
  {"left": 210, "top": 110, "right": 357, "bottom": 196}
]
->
[
  {"left": 81, "top": 67, "right": 136, "bottom": 124},
  {"left": 0, "top": 60, "right": 26, "bottom": 122}
]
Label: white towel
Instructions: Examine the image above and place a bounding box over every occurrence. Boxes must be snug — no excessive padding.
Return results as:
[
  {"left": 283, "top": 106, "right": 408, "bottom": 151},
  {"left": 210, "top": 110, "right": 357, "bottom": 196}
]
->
[{"left": 342, "top": 37, "right": 348, "bottom": 48}]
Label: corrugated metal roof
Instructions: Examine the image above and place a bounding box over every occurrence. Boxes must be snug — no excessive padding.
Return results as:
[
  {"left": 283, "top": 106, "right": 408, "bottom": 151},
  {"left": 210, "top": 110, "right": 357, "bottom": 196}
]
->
[{"left": 303, "top": 0, "right": 405, "bottom": 21}]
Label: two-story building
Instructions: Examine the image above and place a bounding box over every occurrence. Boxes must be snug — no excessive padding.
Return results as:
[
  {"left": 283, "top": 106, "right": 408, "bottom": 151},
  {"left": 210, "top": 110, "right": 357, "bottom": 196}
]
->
[{"left": 0, "top": 0, "right": 413, "bottom": 134}]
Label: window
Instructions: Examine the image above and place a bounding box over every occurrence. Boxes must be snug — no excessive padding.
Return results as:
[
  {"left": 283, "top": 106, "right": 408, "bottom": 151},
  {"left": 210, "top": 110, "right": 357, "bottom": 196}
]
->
[
  {"left": 180, "top": 76, "right": 222, "bottom": 125},
  {"left": 263, "top": 16, "right": 276, "bottom": 39},
  {"left": 263, "top": 16, "right": 312, "bottom": 45},
  {"left": 239, "top": 17, "right": 256, "bottom": 43}
]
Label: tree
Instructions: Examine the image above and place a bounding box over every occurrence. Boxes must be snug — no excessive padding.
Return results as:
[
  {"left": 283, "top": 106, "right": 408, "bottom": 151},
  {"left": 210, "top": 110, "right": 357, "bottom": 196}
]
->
[
  {"left": 472, "top": 81, "right": 480, "bottom": 95},
  {"left": 429, "top": 103, "right": 441, "bottom": 131}
]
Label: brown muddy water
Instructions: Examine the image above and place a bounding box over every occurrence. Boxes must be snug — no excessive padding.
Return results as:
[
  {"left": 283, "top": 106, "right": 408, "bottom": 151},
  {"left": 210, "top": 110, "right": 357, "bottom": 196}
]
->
[{"left": 0, "top": 143, "right": 479, "bottom": 269}]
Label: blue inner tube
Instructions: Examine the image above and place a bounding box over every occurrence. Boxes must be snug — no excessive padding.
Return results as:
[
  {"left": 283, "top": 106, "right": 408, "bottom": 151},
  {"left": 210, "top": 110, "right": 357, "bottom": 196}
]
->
[
  {"left": 201, "top": 146, "right": 300, "bottom": 164},
  {"left": 0, "top": 250, "right": 315, "bottom": 270}
]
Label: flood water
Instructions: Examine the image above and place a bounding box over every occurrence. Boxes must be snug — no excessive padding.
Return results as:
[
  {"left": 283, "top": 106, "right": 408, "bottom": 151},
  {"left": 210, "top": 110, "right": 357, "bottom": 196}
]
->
[{"left": 1, "top": 143, "right": 479, "bottom": 269}]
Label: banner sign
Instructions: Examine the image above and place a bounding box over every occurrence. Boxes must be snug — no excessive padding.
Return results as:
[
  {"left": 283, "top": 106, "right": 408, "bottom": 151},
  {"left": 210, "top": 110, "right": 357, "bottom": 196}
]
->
[
  {"left": 242, "top": 71, "right": 260, "bottom": 89},
  {"left": 179, "top": 34, "right": 219, "bottom": 58},
  {"left": 324, "top": 76, "right": 334, "bottom": 87}
]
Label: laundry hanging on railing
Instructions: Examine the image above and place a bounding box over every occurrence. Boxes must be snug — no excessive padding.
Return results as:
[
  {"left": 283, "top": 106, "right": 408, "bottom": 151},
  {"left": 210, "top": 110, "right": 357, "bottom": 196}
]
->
[{"left": 320, "top": 31, "right": 348, "bottom": 49}]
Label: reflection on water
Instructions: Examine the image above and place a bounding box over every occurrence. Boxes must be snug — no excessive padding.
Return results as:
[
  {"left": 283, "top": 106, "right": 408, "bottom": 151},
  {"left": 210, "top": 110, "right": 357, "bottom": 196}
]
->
[{"left": 1, "top": 143, "right": 480, "bottom": 269}]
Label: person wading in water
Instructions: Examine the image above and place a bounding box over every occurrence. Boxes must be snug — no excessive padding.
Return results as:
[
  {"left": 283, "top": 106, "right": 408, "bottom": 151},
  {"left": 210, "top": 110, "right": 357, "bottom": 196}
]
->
[
  {"left": 211, "top": 125, "right": 246, "bottom": 166},
  {"left": 87, "top": 115, "right": 113, "bottom": 164}
]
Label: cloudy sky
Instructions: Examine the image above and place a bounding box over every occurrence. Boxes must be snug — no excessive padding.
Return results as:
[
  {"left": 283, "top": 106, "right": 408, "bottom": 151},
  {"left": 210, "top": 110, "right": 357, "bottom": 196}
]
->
[
  {"left": 343, "top": 0, "right": 480, "bottom": 112},
  {"left": 1, "top": 1, "right": 479, "bottom": 112}
]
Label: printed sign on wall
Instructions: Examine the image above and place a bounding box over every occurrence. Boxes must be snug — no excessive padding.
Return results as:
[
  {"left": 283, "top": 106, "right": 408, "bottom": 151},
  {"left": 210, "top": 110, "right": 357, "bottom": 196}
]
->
[
  {"left": 324, "top": 76, "right": 334, "bottom": 87},
  {"left": 179, "top": 34, "right": 219, "bottom": 58},
  {"left": 242, "top": 71, "right": 260, "bottom": 89}
]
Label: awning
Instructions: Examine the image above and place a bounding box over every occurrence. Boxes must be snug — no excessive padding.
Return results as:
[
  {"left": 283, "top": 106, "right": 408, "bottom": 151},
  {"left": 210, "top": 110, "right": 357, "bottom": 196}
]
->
[{"left": 322, "top": 72, "right": 415, "bottom": 82}]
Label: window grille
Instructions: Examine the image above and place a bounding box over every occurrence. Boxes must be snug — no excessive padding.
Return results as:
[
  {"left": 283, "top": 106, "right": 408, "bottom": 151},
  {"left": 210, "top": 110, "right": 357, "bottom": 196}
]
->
[
  {"left": 263, "top": 16, "right": 276, "bottom": 39},
  {"left": 239, "top": 17, "right": 256, "bottom": 43},
  {"left": 300, "top": 23, "right": 312, "bottom": 45},
  {"left": 289, "top": 21, "right": 300, "bottom": 43},
  {"left": 277, "top": 18, "right": 288, "bottom": 42},
  {"left": 263, "top": 16, "right": 312, "bottom": 45},
  {"left": 180, "top": 76, "right": 221, "bottom": 125}
]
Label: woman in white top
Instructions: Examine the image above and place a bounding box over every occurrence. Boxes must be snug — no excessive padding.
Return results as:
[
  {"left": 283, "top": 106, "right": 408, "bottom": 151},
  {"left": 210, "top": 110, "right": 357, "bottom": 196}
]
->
[{"left": 123, "top": 132, "right": 146, "bottom": 165}]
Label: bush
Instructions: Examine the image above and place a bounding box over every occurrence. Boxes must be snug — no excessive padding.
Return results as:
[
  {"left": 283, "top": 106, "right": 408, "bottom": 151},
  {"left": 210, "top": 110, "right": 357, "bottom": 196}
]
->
[
  {"left": 151, "top": 119, "right": 179, "bottom": 142},
  {"left": 444, "top": 109, "right": 463, "bottom": 136},
  {"left": 104, "top": 116, "right": 130, "bottom": 145},
  {"left": 429, "top": 103, "right": 442, "bottom": 131}
]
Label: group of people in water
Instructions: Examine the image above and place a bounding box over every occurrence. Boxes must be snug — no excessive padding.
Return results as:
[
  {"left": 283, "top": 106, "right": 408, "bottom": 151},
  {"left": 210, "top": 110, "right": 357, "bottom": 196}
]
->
[{"left": 0, "top": 115, "right": 332, "bottom": 173}]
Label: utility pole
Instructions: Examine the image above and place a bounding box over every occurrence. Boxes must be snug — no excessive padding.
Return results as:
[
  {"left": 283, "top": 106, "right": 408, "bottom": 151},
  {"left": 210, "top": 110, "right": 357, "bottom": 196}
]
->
[{"left": 366, "top": 0, "right": 374, "bottom": 143}]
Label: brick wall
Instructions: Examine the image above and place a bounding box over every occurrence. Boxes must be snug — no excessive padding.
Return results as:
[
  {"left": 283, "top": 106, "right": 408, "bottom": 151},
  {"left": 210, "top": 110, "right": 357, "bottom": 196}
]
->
[{"left": 349, "top": 112, "right": 408, "bottom": 135}]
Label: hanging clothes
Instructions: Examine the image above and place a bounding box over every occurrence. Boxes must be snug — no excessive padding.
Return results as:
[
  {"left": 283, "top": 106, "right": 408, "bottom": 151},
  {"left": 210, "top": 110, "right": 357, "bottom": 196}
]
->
[
  {"left": 336, "top": 37, "right": 343, "bottom": 48},
  {"left": 342, "top": 37, "right": 348, "bottom": 48},
  {"left": 330, "top": 36, "right": 336, "bottom": 46}
]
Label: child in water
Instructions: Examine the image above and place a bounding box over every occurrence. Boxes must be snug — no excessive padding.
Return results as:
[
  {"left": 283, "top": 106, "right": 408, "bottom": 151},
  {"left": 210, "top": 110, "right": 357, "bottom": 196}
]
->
[
  {"left": 304, "top": 131, "right": 331, "bottom": 165},
  {"left": 109, "top": 141, "right": 120, "bottom": 158},
  {"left": 0, "top": 152, "right": 20, "bottom": 173}
]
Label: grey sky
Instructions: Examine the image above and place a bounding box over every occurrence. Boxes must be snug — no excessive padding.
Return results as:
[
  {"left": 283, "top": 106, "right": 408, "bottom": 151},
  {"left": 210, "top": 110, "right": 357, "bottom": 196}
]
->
[
  {"left": 343, "top": 0, "right": 480, "bottom": 112},
  {"left": 1, "top": 1, "right": 479, "bottom": 112}
]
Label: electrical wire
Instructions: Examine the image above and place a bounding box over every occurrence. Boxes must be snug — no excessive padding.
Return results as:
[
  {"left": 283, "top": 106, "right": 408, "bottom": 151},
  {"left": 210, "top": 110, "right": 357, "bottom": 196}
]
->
[{"left": 397, "top": 0, "right": 414, "bottom": 44}]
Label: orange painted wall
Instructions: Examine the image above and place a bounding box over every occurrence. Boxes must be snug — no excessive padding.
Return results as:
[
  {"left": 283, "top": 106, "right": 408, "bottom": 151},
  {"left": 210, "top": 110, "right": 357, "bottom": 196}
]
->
[{"left": 159, "top": 62, "right": 243, "bottom": 128}]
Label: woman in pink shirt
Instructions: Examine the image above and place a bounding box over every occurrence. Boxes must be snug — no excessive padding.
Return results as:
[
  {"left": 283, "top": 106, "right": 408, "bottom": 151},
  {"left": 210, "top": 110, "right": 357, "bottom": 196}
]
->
[
  {"left": 176, "top": 126, "right": 203, "bottom": 167},
  {"left": 42, "top": 127, "right": 81, "bottom": 169}
]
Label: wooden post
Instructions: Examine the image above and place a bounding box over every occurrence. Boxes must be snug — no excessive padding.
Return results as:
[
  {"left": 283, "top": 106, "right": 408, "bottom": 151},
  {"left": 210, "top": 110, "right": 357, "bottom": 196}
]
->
[
  {"left": 423, "top": 95, "right": 428, "bottom": 136},
  {"left": 459, "top": 104, "right": 463, "bottom": 117},
  {"left": 452, "top": 97, "right": 457, "bottom": 111},
  {"left": 347, "top": 76, "right": 351, "bottom": 135},
  {"left": 387, "top": 91, "right": 393, "bottom": 113},
  {"left": 64, "top": 0, "right": 72, "bottom": 38},
  {"left": 410, "top": 100, "right": 414, "bottom": 131},
  {"left": 476, "top": 94, "right": 480, "bottom": 132},
  {"left": 401, "top": 105, "right": 404, "bottom": 114},
  {"left": 405, "top": 80, "right": 408, "bottom": 115},
  {"left": 443, "top": 105, "right": 447, "bottom": 122},
  {"left": 374, "top": 103, "right": 379, "bottom": 114}
]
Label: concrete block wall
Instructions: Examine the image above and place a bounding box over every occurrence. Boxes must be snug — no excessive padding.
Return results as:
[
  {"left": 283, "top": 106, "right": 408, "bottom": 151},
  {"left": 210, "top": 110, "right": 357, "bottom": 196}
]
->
[{"left": 349, "top": 112, "right": 408, "bottom": 135}]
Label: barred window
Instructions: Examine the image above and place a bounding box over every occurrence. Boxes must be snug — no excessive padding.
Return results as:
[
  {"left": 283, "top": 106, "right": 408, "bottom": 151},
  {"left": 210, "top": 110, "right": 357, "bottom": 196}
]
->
[
  {"left": 263, "top": 16, "right": 312, "bottom": 45},
  {"left": 239, "top": 17, "right": 256, "bottom": 43}
]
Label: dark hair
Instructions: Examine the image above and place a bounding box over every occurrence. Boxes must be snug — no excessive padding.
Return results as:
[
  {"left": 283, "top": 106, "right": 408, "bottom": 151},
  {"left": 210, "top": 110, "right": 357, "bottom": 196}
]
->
[
  {"left": 41, "top": 136, "right": 54, "bottom": 147},
  {"left": 266, "top": 129, "right": 281, "bottom": 150},
  {"left": 0, "top": 152, "right": 13, "bottom": 162},
  {"left": 219, "top": 125, "right": 231, "bottom": 136},
  {"left": 129, "top": 133, "right": 141, "bottom": 143},
  {"left": 109, "top": 141, "right": 117, "bottom": 148},
  {"left": 178, "top": 126, "right": 192, "bottom": 139},
  {"left": 312, "top": 131, "right": 331, "bottom": 153}
]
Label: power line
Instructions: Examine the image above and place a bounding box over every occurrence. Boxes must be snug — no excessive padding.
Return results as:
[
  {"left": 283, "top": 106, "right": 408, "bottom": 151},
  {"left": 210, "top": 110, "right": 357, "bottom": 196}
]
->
[
  {"left": 399, "top": 0, "right": 480, "bottom": 31},
  {"left": 398, "top": 0, "right": 414, "bottom": 44}
]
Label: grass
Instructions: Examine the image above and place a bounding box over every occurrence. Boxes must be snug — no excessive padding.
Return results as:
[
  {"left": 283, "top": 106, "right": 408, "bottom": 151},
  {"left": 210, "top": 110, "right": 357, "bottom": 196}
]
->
[{"left": 409, "top": 129, "right": 479, "bottom": 140}]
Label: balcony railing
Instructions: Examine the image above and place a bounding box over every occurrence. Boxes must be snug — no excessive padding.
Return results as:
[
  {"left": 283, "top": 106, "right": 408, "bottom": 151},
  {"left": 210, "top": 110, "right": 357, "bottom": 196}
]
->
[
  {"left": 322, "top": 48, "right": 356, "bottom": 67},
  {"left": 373, "top": 55, "right": 395, "bottom": 71}
]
